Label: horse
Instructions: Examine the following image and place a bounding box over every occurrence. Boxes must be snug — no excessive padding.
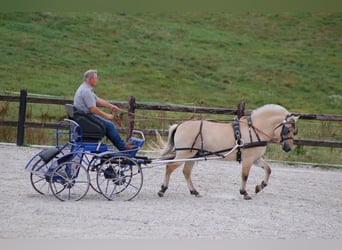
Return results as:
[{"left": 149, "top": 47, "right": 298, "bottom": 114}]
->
[{"left": 158, "top": 104, "right": 299, "bottom": 200}]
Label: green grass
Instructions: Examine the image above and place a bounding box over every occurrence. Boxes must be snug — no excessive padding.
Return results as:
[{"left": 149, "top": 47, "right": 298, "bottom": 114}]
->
[
  {"left": 0, "top": 12, "right": 341, "bottom": 165},
  {"left": 1, "top": 12, "right": 341, "bottom": 112}
]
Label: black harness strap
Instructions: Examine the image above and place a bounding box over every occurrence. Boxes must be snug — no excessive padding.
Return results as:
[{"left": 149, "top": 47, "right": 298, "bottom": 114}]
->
[
  {"left": 175, "top": 147, "right": 227, "bottom": 158},
  {"left": 243, "top": 141, "right": 267, "bottom": 148},
  {"left": 189, "top": 120, "right": 205, "bottom": 155},
  {"left": 232, "top": 118, "right": 242, "bottom": 163},
  {"left": 247, "top": 117, "right": 261, "bottom": 142}
]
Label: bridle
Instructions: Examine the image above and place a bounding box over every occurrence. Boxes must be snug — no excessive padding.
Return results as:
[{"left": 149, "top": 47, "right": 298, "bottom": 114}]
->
[
  {"left": 274, "top": 114, "right": 298, "bottom": 142},
  {"left": 240, "top": 113, "right": 298, "bottom": 152}
]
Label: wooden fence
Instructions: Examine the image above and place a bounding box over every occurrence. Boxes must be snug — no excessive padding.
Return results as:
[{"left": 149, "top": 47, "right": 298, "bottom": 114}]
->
[{"left": 1, "top": 89, "right": 342, "bottom": 148}]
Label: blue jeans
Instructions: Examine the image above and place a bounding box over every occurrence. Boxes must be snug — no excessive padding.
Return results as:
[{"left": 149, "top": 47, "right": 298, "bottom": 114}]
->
[{"left": 92, "top": 115, "right": 126, "bottom": 151}]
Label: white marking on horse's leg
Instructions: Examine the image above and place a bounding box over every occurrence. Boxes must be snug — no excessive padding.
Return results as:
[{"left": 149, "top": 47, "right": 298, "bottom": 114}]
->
[
  {"left": 254, "top": 157, "right": 271, "bottom": 194},
  {"left": 240, "top": 162, "right": 252, "bottom": 200},
  {"left": 158, "top": 162, "right": 182, "bottom": 197},
  {"left": 183, "top": 161, "right": 200, "bottom": 197}
]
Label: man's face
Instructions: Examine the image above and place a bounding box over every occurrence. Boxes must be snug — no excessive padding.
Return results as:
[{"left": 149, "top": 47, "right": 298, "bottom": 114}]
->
[{"left": 88, "top": 73, "right": 98, "bottom": 87}]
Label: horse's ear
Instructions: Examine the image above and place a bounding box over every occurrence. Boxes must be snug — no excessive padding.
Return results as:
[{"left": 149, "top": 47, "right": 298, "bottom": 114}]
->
[
  {"left": 289, "top": 114, "right": 300, "bottom": 122},
  {"left": 293, "top": 115, "right": 300, "bottom": 122}
]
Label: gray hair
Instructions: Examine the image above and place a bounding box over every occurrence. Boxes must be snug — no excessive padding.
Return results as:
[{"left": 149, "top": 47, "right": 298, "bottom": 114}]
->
[{"left": 84, "top": 69, "right": 97, "bottom": 82}]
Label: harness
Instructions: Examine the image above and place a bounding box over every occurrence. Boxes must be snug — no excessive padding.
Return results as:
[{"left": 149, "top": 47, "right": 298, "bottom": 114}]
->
[
  {"left": 232, "top": 117, "right": 268, "bottom": 163},
  {"left": 175, "top": 117, "right": 268, "bottom": 163}
]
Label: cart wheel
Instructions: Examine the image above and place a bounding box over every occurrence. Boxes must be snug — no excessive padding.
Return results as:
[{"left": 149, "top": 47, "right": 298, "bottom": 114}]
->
[
  {"left": 29, "top": 157, "right": 50, "bottom": 195},
  {"left": 97, "top": 156, "right": 143, "bottom": 201},
  {"left": 87, "top": 158, "right": 102, "bottom": 194},
  {"left": 49, "top": 161, "right": 90, "bottom": 201},
  {"left": 27, "top": 147, "right": 65, "bottom": 195}
]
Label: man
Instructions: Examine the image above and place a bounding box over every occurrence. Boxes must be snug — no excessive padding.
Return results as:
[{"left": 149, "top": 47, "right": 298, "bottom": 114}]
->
[{"left": 73, "top": 69, "right": 136, "bottom": 150}]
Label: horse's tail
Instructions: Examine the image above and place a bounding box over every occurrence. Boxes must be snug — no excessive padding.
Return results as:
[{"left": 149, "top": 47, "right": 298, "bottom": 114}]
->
[{"left": 161, "top": 124, "right": 179, "bottom": 160}]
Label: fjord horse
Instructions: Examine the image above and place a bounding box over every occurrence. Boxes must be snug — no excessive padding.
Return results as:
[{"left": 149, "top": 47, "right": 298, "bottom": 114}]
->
[{"left": 158, "top": 104, "right": 299, "bottom": 200}]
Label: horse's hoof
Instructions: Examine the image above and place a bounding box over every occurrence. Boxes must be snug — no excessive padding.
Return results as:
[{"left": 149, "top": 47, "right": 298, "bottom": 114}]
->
[
  {"left": 255, "top": 185, "right": 262, "bottom": 193},
  {"left": 158, "top": 185, "right": 168, "bottom": 197},
  {"left": 255, "top": 181, "right": 267, "bottom": 193},
  {"left": 190, "top": 190, "right": 201, "bottom": 197},
  {"left": 244, "top": 194, "right": 252, "bottom": 200}
]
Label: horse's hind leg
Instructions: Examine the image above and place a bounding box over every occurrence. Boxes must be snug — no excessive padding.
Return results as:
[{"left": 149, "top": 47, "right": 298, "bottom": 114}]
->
[
  {"left": 158, "top": 162, "right": 182, "bottom": 197},
  {"left": 183, "top": 161, "right": 200, "bottom": 197},
  {"left": 254, "top": 157, "right": 271, "bottom": 194}
]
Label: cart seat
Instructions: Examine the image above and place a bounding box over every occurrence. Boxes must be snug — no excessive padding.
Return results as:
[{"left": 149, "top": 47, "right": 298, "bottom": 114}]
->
[{"left": 66, "top": 104, "right": 106, "bottom": 142}]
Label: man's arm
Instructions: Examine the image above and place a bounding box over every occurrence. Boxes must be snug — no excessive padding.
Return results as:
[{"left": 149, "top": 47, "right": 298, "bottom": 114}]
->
[
  {"left": 96, "top": 97, "right": 119, "bottom": 112},
  {"left": 89, "top": 106, "right": 114, "bottom": 121}
]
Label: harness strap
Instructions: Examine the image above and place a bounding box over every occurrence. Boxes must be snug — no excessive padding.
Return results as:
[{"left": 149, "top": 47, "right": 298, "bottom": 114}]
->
[
  {"left": 175, "top": 147, "right": 227, "bottom": 158},
  {"left": 190, "top": 120, "right": 204, "bottom": 155},
  {"left": 175, "top": 141, "right": 267, "bottom": 159},
  {"left": 232, "top": 118, "right": 242, "bottom": 163},
  {"left": 247, "top": 117, "right": 261, "bottom": 142},
  {"left": 242, "top": 141, "right": 268, "bottom": 148}
]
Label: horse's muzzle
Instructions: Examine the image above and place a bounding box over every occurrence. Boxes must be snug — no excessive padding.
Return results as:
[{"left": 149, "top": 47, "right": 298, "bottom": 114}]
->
[{"left": 282, "top": 141, "right": 292, "bottom": 152}]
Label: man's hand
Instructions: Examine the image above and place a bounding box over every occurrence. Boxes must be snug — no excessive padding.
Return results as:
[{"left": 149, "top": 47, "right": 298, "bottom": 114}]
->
[
  {"left": 104, "top": 113, "right": 114, "bottom": 120},
  {"left": 111, "top": 105, "right": 119, "bottom": 112}
]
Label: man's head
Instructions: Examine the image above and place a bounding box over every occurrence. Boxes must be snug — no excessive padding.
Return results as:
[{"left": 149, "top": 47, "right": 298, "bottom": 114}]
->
[{"left": 84, "top": 69, "right": 98, "bottom": 86}]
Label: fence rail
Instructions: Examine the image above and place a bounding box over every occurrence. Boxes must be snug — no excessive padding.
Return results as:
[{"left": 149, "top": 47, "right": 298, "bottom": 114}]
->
[{"left": 1, "top": 89, "right": 342, "bottom": 148}]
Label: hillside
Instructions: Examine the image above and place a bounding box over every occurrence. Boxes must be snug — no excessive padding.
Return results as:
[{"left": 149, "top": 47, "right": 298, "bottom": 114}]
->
[{"left": 0, "top": 12, "right": 341, "bottom": 114}]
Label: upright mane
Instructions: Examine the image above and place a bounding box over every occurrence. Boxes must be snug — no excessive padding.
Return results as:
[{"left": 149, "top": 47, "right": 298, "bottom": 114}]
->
[{"left": 251, "top": 104, "right": 289, "bottom": 117}]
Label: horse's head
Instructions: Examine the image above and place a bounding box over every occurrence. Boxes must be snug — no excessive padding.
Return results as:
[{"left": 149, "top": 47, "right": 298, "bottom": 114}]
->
[{"left": 274, "top": 114, "right": 299, "bottom": 152}]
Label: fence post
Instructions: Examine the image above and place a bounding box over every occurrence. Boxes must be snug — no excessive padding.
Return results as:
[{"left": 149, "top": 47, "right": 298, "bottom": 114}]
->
[
  {"left": 237, "top": 101, "right": 245, "bottom": 119},
  {"left": 17, "top": 89, "right": 27, "bottom": 146},
  {"left": 126, "top": 96, "right": 136, "bottom": 140}
]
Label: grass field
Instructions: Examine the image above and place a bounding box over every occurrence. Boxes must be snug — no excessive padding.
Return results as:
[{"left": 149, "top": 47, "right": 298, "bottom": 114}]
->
[{"left": 0, "top": 12, "right": 341, "bottom": 165}]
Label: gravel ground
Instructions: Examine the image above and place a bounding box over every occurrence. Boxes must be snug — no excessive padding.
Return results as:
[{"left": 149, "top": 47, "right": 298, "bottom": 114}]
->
[{"left": 0, "top": 143, "right": 341, "bottom": 239}]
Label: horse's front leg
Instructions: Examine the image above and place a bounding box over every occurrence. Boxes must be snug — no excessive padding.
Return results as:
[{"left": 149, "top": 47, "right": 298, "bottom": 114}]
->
[
  {"left": 183, "top": 161, "right": 201, "bottom": 197},
  {"left": 240, "top": 162, "right": 252, "bottom": 200},
  {"left": 254, "top": 157, "right": 271, "bottom": 194}
]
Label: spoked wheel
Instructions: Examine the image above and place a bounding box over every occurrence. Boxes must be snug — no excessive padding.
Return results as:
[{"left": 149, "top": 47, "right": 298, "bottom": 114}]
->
[
  {"left": 97, "top": 156, "right": 143, "bottom": 201},
  {"left": 27, "top": 147, "right": 65, "bottom": 195},
  {"left": 49, "top": 161, "right": 90, "bottom": 201},
  {"left": 29, "top": 157, "right": 51, "bottom": 195},
  {"left": 87, "top": 157, "right": 102, "bottom": 194}
]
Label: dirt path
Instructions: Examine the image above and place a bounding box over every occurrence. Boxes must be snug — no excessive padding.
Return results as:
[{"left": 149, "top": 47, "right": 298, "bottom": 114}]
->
[{"left": 0, "top": 143, "right": 341, "bottom": 239}]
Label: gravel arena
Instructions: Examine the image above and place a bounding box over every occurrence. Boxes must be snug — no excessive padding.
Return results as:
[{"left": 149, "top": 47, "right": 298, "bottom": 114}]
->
[{"left": 0, "top": 143, "right": 341, "bottom": 239}]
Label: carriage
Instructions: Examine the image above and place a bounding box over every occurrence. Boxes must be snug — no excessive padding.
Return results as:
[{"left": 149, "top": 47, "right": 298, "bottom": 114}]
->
[
  {"left": 25, "top": 104, "right": 299, "bottom": 201},
  {"left": 24, "top": 104, "right": 149, "bottom": 201}
]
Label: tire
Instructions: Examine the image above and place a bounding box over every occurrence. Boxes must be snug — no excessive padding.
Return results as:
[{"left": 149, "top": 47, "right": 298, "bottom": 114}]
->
[{"left": 96, "top": 156, "right": 143, "bottom": 201}]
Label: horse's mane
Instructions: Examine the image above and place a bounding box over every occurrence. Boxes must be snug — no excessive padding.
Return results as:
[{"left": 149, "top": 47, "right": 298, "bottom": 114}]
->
[{"left": 251, "top": 104, "right": 289, "bottom": 116}]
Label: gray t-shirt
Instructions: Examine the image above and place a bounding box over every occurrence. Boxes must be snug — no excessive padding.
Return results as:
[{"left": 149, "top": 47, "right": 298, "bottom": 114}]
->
[{"left": 73, "top": 82, "right": 97, "bottom": 113}]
